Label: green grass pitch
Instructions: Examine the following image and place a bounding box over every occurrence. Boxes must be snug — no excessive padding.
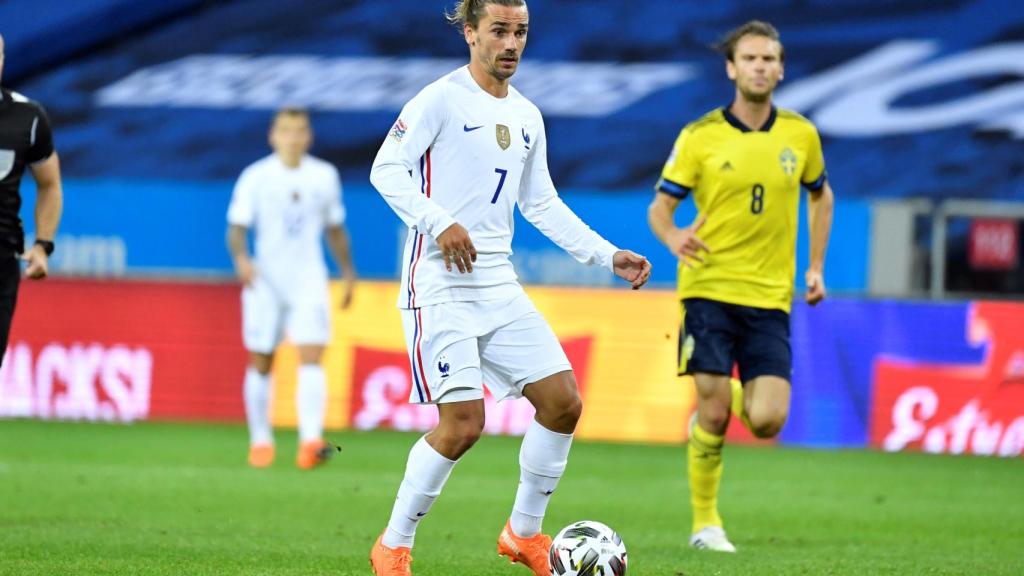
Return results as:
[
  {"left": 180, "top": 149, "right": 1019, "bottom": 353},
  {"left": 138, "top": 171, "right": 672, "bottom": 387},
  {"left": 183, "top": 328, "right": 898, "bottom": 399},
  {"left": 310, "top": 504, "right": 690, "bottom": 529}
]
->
[{"left": 1, "top": 420, "right": 1021, "bottom": 575}]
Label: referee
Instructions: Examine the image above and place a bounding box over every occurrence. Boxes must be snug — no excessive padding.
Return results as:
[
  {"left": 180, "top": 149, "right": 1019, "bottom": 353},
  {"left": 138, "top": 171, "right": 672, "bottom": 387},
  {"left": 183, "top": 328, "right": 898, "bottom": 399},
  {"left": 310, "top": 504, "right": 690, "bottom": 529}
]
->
[{"left": 0, "top": 34, "right": 64, "bottom": 365}]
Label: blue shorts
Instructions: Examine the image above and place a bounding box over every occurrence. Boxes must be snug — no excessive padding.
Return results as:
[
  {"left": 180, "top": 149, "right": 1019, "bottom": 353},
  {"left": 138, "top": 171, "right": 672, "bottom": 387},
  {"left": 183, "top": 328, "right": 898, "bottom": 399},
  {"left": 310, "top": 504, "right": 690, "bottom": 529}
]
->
[{"left": 678, "top": 298, "right": 792, "bottom": 382}]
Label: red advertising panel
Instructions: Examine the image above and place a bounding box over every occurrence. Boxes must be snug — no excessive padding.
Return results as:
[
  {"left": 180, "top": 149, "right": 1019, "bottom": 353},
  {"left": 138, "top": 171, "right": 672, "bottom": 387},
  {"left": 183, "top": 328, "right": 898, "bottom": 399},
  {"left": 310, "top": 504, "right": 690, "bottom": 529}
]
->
[
  {"left": 969, "top": 219, "right": 1019, "bottom": 271},
  {"left": 871, "top": 302, "right": 1024, "bottom": 456},
  {"left": 0, "top": 279, "right": 247, "bottom": 422}
]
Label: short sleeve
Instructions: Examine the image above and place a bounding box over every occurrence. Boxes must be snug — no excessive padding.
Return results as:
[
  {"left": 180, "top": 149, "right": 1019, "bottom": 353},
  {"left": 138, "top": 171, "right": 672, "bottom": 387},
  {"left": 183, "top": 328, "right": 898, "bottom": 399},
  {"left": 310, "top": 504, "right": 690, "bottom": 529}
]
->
[
  {"left": 801, "top": 125, "right": 827, "bottom": 192},
  {"left": 656, "top": 126, "right": 700, "bottom": 199},
  {"left": 326, "top": 166, "right": 346, "bottom": 225},
  {"left": 227, "top": 167, "right": 258, "bottom": 226},
  {"left": 27, "top": 103, "right": 55, "bottom": 165}
]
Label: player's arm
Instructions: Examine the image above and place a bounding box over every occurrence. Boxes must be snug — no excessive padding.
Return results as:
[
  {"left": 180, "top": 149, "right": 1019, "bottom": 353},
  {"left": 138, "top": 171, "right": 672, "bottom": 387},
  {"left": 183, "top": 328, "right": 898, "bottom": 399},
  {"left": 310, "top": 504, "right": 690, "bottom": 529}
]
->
[
  {"left": 325, "top": 169, "right": 356, "bottom": 307},
  {"left": 226, "top": 225, "right": 254, "bottom": 286},
  {"left": 803, "top": 126, "right": 832, "bottom": 306},
  {"left": 518, "top": 120, "right": 650, "bottom": 289},
  {"left": 647, "top": 193, "right": 708, "bottom": 269},
  {"left": 370, "top": 85, "right": 475, "bottom": 274},
  {"left": 805, "top": 180, "right": 833, "bottom": 305},
  {"left": 648, "top": 127, "right": 709, "bottom": 268},
  {"left": 226, "top": 168, "right": 257, "bottom": 286},
  {"left": 24, "top": 102, "right": 61, "bottom": 280},
  {"left": 25, "top": 153, "right": 63, "bottom": 280}
]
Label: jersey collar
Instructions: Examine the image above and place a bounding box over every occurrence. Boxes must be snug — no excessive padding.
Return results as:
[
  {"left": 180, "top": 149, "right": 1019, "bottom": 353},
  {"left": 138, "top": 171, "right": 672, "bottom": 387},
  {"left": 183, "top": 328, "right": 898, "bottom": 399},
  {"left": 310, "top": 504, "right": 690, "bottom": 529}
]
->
[{"left": 722, "top": 103, "right": 777, "bottom": 133}]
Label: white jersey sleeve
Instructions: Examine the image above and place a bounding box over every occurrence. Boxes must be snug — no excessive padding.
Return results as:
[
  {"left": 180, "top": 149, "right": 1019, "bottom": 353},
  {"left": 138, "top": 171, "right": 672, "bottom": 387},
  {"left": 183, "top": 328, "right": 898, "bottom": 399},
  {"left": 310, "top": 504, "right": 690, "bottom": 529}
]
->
[
  {"left": 370, "top": 83, "right": 456, "bottom": 238},
  {"left": 326, "top": 165, "right": 345, "bottom": 226},
  {"left": 227, "top": 165, "right": 258, "bottom": 227},
  {"left": 517, "top": 119, "right": 619, "bottom": 270}
]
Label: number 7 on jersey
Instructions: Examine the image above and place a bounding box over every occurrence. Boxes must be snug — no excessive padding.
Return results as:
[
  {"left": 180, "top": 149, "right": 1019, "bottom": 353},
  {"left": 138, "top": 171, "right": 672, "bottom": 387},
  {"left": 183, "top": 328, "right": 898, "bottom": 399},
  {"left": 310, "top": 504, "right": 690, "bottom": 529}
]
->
[{"left": 491, "top": 168, "right": 508, "bottom": 204}]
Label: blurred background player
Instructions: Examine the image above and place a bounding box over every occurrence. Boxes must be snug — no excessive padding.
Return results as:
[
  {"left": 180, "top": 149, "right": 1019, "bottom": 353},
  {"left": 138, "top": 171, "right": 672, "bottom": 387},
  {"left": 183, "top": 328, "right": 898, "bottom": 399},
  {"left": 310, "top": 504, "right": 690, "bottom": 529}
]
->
[
  {"left": 368, "top": 1, "right": 651, "bottom": 574},
  {"left": 648, "top": 21, "right": 834, "bottom": 552},
  {"left": 226, "top": 107, "right": 357, "bottom": 469},
  {"left": 0, "top": 33, "right": 63, "bottom": 367}
]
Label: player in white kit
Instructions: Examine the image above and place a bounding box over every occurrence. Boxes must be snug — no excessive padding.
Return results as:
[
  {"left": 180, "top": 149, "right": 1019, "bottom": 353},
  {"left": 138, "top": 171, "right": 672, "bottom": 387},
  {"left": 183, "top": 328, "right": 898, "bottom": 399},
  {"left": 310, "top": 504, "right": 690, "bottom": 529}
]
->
[
  {"left": 368, "top": 2, "right": 652, "bottom": 574},
  {"left": 226, "top": 108, "right": 356, "bottom": 470}
]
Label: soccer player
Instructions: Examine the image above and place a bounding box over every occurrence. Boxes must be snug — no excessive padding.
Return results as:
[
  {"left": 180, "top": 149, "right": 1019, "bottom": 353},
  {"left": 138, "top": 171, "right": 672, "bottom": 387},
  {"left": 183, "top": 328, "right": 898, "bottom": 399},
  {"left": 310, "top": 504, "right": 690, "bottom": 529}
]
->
[
  {"left": 368, "top": 1, "right": 651, "bottom": 574},
  {"left": 648, "top": 21, "right": 834, "bottom": 552},
  {"left": 0, "top": 33, "right": 63, "bottom": 367},
  {"left": 226, "top": 108, "right": 356, "bottom": 470}
]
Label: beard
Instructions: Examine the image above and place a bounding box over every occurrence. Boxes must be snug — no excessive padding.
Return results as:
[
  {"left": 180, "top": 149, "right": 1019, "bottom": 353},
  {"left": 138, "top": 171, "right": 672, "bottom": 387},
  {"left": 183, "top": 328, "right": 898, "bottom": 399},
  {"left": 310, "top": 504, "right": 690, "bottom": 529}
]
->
[
  {"left": 738, "top": 85, "right": 772, "bottom": 104},
  {"left": 489, "top": 54, "right": 519, "bottom": 81},
  {"left": 489, "top": 64, "right": 516, "bottom": 81}
]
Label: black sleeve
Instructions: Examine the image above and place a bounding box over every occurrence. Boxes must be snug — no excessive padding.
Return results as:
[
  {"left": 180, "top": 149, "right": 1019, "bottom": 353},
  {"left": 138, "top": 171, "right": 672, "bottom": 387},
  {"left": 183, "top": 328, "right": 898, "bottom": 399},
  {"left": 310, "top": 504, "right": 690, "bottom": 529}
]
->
[{"left": 26, "top": 103, "right": 55, "bottom": 164}]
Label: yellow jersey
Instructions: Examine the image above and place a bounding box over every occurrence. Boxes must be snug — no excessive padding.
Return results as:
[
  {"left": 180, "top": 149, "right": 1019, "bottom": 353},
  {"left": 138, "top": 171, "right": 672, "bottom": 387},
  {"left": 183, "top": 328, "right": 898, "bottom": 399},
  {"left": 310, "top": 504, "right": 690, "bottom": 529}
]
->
[{"left": 657, "top": 106, "right": 826, "bottom": 313}]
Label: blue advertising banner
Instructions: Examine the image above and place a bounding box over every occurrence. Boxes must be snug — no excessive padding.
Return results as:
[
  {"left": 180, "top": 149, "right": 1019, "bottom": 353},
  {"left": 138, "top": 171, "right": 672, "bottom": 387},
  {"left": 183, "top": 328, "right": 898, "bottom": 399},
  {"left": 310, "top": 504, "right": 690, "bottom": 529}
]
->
[
  {"left": 786, "top": 299, "right": 996, "bottom": 448},
  {"left": 11, "top": 0, "right": 1024, "bottom": 199}
]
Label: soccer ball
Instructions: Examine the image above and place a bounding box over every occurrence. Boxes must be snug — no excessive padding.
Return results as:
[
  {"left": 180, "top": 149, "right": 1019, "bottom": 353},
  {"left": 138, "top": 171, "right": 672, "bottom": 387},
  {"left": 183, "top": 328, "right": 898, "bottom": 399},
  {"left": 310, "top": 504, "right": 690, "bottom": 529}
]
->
[{"left": 548, "top": 520, "right": 627, "bottom": 576}]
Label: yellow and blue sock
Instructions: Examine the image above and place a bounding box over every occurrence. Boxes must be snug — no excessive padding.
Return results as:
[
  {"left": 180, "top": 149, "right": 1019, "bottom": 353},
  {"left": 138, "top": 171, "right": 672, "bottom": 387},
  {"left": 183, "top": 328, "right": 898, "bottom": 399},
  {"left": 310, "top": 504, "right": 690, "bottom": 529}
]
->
[{"left": 688, "top": 422, "right": 725, "bottom": 533}]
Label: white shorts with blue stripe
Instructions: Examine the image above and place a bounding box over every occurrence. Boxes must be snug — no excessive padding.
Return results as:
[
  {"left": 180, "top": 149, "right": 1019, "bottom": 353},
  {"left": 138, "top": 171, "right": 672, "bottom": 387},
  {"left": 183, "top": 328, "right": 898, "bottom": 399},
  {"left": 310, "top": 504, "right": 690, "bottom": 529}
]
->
[{"left": 400, "top": 292, "right": 572, "bottom": 404}]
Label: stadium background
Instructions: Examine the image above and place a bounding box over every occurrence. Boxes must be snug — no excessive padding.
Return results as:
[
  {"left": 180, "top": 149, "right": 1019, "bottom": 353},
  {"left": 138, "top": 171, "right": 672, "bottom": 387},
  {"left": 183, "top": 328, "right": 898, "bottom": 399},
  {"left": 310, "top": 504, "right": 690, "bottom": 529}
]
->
[{"left": 3, "top": 0, "right": 1024, "bottom": 457}]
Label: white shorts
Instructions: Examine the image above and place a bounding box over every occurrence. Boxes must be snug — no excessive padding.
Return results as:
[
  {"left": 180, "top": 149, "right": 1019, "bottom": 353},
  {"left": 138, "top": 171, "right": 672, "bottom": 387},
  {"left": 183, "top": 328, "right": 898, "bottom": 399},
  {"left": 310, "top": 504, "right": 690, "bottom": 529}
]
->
[
  {"left": 241, "top": 274, "right": 330, "bottom": 354},
  {"left": 401, "top": 292, "right": 572, "bottom": 404}
]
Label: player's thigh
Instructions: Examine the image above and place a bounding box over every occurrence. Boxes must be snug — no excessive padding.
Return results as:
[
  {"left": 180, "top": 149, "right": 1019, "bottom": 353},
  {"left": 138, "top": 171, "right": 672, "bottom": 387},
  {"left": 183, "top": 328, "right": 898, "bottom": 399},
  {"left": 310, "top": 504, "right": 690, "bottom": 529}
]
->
[
  {"left": 287, "top": 285, "right": 331, "bottom": 349},
  {"left": 401, "top": 303, "right": 484, "bottom": 405},
  {"left": 734, "top": 305, "right": 792, "bottom": 384},
  {"left": 241, "top": 278, "right": 285, "bottom": 355},
  {"left": 743, "top": 375, "right": 791, "bottom": 425},
  {"left": 679, "top": 298, "right": 739, "bottom": 377},
  {"left": 477, "top": 294, "right": 572, "bottom": 402}
]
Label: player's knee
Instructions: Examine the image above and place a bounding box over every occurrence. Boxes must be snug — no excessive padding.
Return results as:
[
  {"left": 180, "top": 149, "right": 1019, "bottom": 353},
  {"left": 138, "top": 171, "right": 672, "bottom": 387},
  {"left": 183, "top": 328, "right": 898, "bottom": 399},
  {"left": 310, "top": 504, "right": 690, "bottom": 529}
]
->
[
  {"left": 556, "top": 392, "right": 583, "bottom": 429},
  {"left": 536, "top": 384, "right": 582, "bottom": 433},
  {"left": 249, "top": 353, "right": 274, "bottom": 375},
  {"left": 747, "top": 406, "right": 788, "bottom": 439},
  {"left": 444, "top": 413, "right": 485, "bottom": 453},
  {"left": 699, "top": 406, "right": 730, "bottom": 434}
]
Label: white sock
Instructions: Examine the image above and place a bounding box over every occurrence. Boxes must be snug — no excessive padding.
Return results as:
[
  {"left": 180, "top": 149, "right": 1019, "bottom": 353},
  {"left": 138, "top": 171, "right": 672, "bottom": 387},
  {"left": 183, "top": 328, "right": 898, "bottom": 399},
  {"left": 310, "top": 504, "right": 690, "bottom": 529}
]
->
[
  {"left": 243, "top": 367, "right": 273, "bottom": 445},
  {"left": 510, "top": 419, "right": 573, "bottom": 537},
  {"left": 382, "top": 436, "right": 457, "bottom": 549},
  {"left": 297, "top": 364, "right": 327, "bottom": 443}
]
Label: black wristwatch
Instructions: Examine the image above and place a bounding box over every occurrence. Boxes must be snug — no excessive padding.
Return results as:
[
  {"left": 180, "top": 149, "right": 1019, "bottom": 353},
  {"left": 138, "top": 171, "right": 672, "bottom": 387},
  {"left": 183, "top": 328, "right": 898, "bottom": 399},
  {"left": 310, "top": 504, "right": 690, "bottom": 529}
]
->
[{"left": 34, "top": 239, "right": 55, "bottom": 256}]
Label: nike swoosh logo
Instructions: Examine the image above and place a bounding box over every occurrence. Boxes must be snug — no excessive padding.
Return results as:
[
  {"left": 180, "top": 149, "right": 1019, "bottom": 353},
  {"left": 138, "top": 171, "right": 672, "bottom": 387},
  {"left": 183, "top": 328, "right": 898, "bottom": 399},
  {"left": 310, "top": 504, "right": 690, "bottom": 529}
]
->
[{"left": 464, "top": 124, "right": 484, "bottom": 132}]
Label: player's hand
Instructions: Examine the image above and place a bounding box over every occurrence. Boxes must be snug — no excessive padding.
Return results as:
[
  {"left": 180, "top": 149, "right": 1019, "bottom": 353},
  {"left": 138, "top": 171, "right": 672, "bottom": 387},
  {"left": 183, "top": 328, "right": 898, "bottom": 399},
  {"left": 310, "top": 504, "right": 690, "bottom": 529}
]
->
[
  {"left": 340, "top": 277, "right": 356, "bottom": 310},
  {"left": 805, "top": 268, "right": 826, "bottom": 306},
  {"left": 666, "top": 215, "right": 710, "bottom": 268},
  {"left": 23, "top": 245, "right": 49, "bottom": 280},
  {"left": 436, "top": 223, "right": 477, "bottom": 274},
  {"left": 235, "top": 257, "right": 256, "bottom": 287},
  {"left": 612, "top": 250, "right": 652, "bottom": 290}
]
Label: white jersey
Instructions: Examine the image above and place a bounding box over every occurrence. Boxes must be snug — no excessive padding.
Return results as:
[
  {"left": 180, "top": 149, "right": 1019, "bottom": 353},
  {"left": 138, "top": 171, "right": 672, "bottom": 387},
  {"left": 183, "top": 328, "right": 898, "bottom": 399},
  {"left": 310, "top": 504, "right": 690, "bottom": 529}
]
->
[
  {"left": 227, "top": 154, "right": 345, "bottom": 281},
  {"left": 371, "top": 66, "right": 618, "bottom": 309}
]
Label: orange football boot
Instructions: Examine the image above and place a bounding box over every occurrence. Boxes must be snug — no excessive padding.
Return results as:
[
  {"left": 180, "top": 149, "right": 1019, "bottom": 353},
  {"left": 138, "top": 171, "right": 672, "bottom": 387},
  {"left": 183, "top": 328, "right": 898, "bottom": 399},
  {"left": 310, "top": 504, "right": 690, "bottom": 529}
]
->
[
  {"left": 247, "top": 443, "right": 274, "bottom": 468},
  {"left": 369, "top": 532, "right": 413, "bottom": 576},
  {"left": 295, "top": 439, "right": 334, "bottom": 470},
  {"left": 497, "top": 519, "right": 552, "bottom": 576}
]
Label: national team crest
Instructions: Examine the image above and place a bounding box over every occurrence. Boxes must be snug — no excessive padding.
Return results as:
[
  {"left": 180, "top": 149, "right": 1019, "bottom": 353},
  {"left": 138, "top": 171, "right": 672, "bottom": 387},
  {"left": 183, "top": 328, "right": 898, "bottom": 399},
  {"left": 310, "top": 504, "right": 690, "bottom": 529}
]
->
[
  {"left": 779, "top": 147, "right": 797, "bottom": 176},
  {"left": 496, "top": 124, "right": 511, "bottom": 150}
]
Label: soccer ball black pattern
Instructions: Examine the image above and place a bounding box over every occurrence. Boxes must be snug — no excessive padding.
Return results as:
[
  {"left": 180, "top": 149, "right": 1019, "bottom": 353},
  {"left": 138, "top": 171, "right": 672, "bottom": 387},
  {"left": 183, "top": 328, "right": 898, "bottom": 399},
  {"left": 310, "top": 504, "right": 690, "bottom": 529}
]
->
[{"left": 549, "top": 520, "right": 627, "bottom": 576}]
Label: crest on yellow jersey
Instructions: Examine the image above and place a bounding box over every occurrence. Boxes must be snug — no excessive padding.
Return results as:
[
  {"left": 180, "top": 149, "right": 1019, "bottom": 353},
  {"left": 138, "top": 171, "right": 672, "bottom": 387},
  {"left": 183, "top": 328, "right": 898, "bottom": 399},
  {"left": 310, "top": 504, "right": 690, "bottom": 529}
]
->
[
  {"left": 780, "top": 147, "right": 797, "bottom": 176},
  {"left": 496, "top": 124, "right": 511, "bottom": 150}
]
